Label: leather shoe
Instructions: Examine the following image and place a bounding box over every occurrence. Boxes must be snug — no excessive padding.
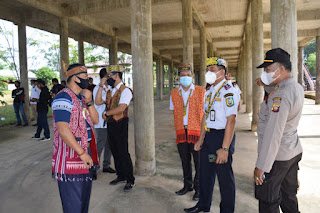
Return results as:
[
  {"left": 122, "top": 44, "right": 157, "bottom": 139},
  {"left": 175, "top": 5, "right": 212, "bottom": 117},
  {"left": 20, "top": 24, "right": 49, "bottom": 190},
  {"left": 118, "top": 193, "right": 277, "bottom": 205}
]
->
[
  {"left": 109, "top": 177, "right": 126, "bottom": 185},
  {"left": 175, "top": 187, "right": 193, "bottom": 195},
  {"left": 184, "top": 206, "right": 210, "bottom": 213},
  {"left": 103, "top": 167, "right": 116, "bottom": 173},
  {"left": 192, "top": 191, "right": 200, "bottom": 201}
]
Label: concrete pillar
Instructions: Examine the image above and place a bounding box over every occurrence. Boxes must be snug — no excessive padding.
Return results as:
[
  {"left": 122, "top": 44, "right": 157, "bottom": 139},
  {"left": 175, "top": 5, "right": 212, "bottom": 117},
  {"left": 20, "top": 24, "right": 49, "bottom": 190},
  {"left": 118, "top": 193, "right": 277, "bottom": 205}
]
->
[
  {"left": 298, "top": 46, "right": 304, "bottom": 85},
  {"left": 245, "top": 23, "right": 252, "bottom": 113},
  {"left": 162, "top": 64, "right": 165, "bottom": 92},
  {"left": 182, "top": 0, "right": 193, "bottom": 70},
  {"left": 169, "top": 60, "right": 174, "bottom": 94},
  {"left": 18, "top": 22, "right": 31, "bottom": 122},
  {"left": 109, "top": 36, "right": 118, "bottom": 65},
  {"left": 78, "top": 40, "right": 85, "bottom": 65},
  {"left": 316, "top": 36, "right": 320, "bottom": 104},
  {"left": 271, "top": 0, "right": 298, "bottom": 80},
  {"left": 131, "top": 0, "right": 155, "bottom": 175},
  {"left": 59, "top": 17, "right": 69, "bottom": 81},
  {"left": 199, "top": 26, "right": 207, "bottom": 87},
  {"left": 251, "top": 0, "right": 264, "bottom": 131},
  {"left": 208, "top": 42, "right": 214, "bottom": 57},
  {"left": 156, "top": 56, "right": 163, "bottom": 100},
  {"left": 241, "top": 48, "right": 247, "bottom": 105}
]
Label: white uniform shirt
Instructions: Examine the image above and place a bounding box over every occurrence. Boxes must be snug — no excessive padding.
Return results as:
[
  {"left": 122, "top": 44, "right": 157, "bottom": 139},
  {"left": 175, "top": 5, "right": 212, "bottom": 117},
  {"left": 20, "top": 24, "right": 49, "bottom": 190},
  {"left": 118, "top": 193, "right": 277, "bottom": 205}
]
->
[
  {"left": 111, "top": 82, "right": 132, "bottom": 106},
  {"left": 30, "top": 85, "right": 41, "bottom": 105},
  {"left": 93, "top": 84, "right": 111, "bottom": 128},
  {"left": 170, "top": 84, "right": 195, "bottom": 126},
  {"left": 203, "top": 79, "right": 239, "bottom": 129}
]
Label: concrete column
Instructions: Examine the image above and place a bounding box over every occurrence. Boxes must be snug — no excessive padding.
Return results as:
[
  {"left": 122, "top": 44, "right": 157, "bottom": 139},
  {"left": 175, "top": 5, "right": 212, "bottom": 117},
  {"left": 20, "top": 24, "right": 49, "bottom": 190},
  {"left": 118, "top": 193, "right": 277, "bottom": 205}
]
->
[
  {"left": 245, "top": 23, "right": 252, "bottom": 113},
  {"left": 109, "top": 36, "right": 118, "bottom": 64},
  {"left": 199, "top": 26, "right": 207, "bottom": 87},
  {"left": 18, "top": 22, "right": 31, "bottom": 122},
  {"left": 271, "top": 0, "right": 298, "bottom": 80},
  {"left": 208, "top": 42, "right": 214, "bottom": 57},
  {"left": 316, "top": 36, "right": 320, "bottom": 104},
  {"left": 156, "top": 56, "right": 163, "bottom": 100},
  {"left": 182, "top": 0, "right": 193, "bottom": 70},
  {"left": 241, "top": 48, "right": 247, "bottom": 105},
  {"left": 131, "top": 0, "right": 155, "bottom": 175},
  {"left": 162, "top": 64, "right": 165, "bottom": 92},
  {"left": 169, "top": 60, "right": 174, "bottom": 94},
  {"left": 251, "top": 0, "right": 264, "bottom": 131},
  {"left": 78, "top": 40, "right": 85, "bottom": 65},
  {"left": 59, "top": 17, "right": 69, "bottom": 81},
  {"left": 298, "top": 46, "right": 304, "bottom": 85}
]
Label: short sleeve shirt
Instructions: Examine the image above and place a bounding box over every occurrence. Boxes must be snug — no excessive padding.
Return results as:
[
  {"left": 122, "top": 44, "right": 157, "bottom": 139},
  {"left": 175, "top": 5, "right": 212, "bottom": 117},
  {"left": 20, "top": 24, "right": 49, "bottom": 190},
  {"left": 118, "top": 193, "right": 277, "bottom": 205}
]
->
[
  {"left": 52, "top": 91, "right": 92, "bottom": 141},
  {"left": 203, "top": 80, "right": 239, "bottom": 129},
  {"left": 111, "top": 82, "right": 132, "bottom": 106}
]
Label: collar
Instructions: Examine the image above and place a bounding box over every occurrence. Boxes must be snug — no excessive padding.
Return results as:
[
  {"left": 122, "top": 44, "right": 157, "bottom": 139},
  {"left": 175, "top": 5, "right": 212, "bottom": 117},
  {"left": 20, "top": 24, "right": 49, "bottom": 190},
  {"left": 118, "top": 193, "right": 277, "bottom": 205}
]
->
[
  {"left": 211, "top": 79, "right": 226, "bottom": 91},
  {"left": 277, "top": 76, "right": 293, "bottom": 87},
  {"left": 113, "top": 81, "right": 123, "bottom": 91},
  {"left": 178, "top": 83, "right": 195, "bottom": 92}
]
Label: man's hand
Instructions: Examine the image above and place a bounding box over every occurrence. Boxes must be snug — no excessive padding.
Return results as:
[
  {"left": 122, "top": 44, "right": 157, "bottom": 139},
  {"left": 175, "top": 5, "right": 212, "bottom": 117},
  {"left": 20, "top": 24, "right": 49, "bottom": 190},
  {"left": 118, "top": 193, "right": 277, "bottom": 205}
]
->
[
  {"left": 255, "top": 78, "right": 264, "bottom": 87},
  {"left": 79, "top": 152, "right": 93, "bottom": 169},
  {"left": 82, "top": 89, "right": 92, "bottom": 102},
  {"left": 100, "top": 77, "right": 107, "bottom": 86},
  {"left": 254, "top": 167, "right": 264, "bottom": 185},
  {"left": 194, "top": 140, "right": 203, "bottom": 151},
  {"left": 216, "top": 148, "right": 228, "bottom": 164}
]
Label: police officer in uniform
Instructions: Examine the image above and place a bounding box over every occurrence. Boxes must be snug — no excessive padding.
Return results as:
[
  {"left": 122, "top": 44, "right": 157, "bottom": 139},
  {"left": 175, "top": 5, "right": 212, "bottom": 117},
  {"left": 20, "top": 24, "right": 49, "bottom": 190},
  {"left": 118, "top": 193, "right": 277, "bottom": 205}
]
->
[
  {"left": 254, "top": 48, "right": 303, "bottom": 213},
  {"left": 184, "top": 57, "right": 239, "bottom": 213}
]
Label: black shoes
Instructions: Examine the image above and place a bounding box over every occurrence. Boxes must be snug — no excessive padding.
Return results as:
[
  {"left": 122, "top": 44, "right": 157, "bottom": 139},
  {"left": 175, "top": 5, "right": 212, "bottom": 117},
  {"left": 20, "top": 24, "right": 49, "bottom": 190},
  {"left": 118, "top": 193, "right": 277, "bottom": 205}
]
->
[
  {"left": 23, "top": 123, "right": 28, "bottom": 126},
  {"left": 192, "top": 191, "right": 200, "bottom": 201},
  {"left": 16, "top": 123, "right": 22, "bottom": 126},
  {"left": 184, "top": 206, "right": 210, "bottom": 213},
  {"left": 123, "top": 182, "right": 135, "bottom": 192},
  {"left": 103, "top": 167, "right": 116, "bottom": 173},
  {"left": 32, "top": 123, "right": 37, "bottom": 126},
  {"left": 109, "top": 177, "right": 126, "bottom": 185},
  {"left": 175, "top": 187, "right": 193, "bottom": 195}
]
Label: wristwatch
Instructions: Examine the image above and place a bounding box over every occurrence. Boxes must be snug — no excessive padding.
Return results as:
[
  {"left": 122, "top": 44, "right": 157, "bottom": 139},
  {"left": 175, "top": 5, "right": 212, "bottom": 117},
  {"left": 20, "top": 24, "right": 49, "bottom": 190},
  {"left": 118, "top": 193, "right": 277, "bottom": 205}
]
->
[
  {"left": 86, "top": 100, "right": 94, "bottom": 107},
  {"left": 222, "top": 147, "right": 229, "bottom": 152}
]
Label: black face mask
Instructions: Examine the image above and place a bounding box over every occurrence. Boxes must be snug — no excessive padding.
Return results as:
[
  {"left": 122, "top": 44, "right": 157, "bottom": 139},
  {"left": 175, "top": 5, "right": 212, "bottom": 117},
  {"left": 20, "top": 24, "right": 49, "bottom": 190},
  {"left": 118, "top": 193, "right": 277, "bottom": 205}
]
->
[
  {"left": 75, "top": 76, "right": 89, "bottom": 89},
  {"left": 107, "top": 78, "right": 116, "bottom": 88}
]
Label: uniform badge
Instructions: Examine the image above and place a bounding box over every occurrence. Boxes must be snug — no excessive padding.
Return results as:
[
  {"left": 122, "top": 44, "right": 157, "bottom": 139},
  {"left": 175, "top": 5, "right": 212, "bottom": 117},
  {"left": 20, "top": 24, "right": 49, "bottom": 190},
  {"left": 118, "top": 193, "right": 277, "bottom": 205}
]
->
[
  {"left": 225, "top": 96, "right": 234, "bottom": 107},
  {"left": 271, "top": 104, "right": 280, "bottom": 112},
  {"left": 224, "top": 84, "right": 231, "bottom": 90},
  {"left": 273, "top": 97, "right": 282, "bottom": 104}
]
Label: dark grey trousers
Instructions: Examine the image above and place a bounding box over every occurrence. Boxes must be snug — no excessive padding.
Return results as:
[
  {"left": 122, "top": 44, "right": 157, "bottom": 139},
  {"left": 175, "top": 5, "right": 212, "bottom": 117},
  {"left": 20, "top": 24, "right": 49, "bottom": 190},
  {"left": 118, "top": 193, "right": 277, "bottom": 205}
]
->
[{"left": 95, "top": 128, "right": 112, "bottom": 168}]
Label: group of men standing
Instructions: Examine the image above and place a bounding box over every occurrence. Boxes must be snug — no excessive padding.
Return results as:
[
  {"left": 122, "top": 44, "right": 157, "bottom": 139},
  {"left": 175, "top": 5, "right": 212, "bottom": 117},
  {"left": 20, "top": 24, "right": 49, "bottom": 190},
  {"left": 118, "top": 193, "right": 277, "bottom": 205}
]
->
[
  {"left": 51, "top": 63, "right": 134, "bottom": 213},
  {"left": 171, "top": 48, "right": 303, "bottom": 213},
  {"left": 49, "top": 47, "right": 304, "bottom": 213}
]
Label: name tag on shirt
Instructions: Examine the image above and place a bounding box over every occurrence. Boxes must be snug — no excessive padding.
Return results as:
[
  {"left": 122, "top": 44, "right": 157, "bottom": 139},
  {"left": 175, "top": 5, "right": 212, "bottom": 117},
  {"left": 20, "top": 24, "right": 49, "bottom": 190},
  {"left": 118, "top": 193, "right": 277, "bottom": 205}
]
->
[{"left": 210, "top": 110, "right": 215, "bottom": 121}]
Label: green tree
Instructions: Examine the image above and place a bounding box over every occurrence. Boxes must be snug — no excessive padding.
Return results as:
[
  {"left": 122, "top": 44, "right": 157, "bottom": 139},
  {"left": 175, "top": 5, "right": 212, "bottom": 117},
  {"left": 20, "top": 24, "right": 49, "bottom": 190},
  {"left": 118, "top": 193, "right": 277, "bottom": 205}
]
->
[
  {"left": 35, "top": 67, "right": 58, "bottom": 84},
  {"left": 306, "top": 53, "right": 316, "bottom": 76},
  {"left": 304, "top": 40, "right": 316, "bottom": 60}
]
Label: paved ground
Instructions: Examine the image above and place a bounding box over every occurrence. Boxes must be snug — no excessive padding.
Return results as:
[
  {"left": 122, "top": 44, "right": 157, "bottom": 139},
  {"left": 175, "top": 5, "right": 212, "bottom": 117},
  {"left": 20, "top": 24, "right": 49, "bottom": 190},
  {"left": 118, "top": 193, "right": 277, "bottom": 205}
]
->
[{"left": 0, "top": 96, "right": 319, "bottom": 213}]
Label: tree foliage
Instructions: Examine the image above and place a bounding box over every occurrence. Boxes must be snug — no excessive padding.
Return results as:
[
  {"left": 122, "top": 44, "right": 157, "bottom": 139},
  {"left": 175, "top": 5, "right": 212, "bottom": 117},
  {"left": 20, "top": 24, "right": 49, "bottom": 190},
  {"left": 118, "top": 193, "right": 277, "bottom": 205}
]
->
[
  {"left": 304, "top": 40, "right": 316, "bottom": 60},
  {"left": 35, "top": 66, "right": 57, "bottom": 84},
  {"left": 306, "top": 53, "right": 316, "bottom": 77}
]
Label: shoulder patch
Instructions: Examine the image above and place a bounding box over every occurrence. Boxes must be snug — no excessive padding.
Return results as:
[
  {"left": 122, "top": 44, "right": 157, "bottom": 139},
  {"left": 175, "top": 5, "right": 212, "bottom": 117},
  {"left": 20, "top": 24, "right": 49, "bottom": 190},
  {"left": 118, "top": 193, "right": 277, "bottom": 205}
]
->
[
  {"left": 224, "top": 93, "right": 234, "bottom": 98},
  {"left": 271, "top": 104, "right": 280, "bottom": 112},
  {"left": 225, "top": 96, "right": 234, "bottom": 107},
  {"left": 224, "top": 84, "right": 231, "bottom": 90}
]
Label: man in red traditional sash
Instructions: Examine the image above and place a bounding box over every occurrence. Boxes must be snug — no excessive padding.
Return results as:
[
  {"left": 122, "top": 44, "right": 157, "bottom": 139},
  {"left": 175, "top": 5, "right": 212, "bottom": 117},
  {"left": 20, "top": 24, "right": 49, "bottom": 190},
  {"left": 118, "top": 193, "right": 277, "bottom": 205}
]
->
[
  {"left": 170, "top": 63, "right": 205, "bottom": 201},
  {"left": 95, "top": 65, "right": 135, "bottom": 192},
  {"left": 52, "top": 62, "right": 99, "bottom": 213}
]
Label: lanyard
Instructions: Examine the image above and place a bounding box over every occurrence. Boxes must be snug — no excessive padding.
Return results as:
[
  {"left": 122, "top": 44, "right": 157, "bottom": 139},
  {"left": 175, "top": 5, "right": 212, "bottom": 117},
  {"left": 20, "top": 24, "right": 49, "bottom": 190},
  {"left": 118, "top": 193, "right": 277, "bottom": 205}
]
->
[
  {"left": 179, "top": 89, "right": 193, "bottom": 118},
  {"left": 205, "top": 81, "right": 226, "bottom": 131}
]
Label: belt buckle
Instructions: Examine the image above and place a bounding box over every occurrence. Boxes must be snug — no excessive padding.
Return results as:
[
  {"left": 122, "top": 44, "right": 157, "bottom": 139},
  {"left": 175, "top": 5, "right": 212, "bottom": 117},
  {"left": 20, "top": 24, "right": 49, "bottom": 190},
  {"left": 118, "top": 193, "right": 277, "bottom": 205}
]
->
[{"left": 184, "top": 125, "right": 188, "bottom": 129}]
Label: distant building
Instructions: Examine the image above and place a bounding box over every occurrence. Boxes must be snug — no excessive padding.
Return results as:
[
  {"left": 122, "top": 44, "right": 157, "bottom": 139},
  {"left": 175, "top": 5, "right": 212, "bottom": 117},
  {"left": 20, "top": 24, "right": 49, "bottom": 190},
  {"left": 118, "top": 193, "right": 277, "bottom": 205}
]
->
[{"left": 0, "top": 69, "right": 37, "bottom": 90}]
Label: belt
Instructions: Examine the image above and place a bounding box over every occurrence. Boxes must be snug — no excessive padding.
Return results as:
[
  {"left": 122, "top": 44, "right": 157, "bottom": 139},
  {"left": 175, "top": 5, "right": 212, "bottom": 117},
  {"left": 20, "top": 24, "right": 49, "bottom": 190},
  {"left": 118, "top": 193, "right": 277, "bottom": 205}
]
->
[{"left": 208, "top": 128, "right": 225, "bottom": 132}]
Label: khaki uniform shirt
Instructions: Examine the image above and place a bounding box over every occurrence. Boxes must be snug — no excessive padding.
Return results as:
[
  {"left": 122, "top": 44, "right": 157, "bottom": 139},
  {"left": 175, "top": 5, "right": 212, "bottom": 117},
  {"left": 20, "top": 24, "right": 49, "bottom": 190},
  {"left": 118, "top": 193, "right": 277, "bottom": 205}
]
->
[{"left": 256, "top": 77, "right": 304, "bottom": 173}]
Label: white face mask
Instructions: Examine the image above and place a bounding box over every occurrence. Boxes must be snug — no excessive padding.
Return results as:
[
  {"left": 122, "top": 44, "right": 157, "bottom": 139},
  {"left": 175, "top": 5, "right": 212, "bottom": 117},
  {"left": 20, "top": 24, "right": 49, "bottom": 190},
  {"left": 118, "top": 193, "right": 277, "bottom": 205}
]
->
[
  {"left": 261, "top": 67, "right": 280, "bottom": 85},
  {"left": 205, "top": 70, "right": 222, "bottom": 85}
]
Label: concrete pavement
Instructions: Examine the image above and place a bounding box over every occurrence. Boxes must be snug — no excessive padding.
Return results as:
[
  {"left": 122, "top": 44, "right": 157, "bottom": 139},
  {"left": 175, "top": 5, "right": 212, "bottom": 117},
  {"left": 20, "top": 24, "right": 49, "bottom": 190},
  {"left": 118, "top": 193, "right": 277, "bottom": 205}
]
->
[{"left": 0, "top": 97, "right": 319, "bottom": 213}]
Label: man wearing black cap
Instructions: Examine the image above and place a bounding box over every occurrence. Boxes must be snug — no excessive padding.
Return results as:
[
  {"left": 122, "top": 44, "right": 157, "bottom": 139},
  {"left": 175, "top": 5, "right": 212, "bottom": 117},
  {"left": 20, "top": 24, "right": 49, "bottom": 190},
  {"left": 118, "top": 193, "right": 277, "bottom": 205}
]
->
[{"left": 254, "top": 48, "right": 303, "bottom": 213}]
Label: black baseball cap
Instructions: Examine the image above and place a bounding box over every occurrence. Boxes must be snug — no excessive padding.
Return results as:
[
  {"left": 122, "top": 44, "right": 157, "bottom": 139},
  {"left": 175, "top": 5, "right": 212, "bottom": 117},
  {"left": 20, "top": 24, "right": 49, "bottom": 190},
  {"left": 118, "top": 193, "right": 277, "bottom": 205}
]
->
[{"left": 257, "top": 48, "right": 291, "bottom": 68}]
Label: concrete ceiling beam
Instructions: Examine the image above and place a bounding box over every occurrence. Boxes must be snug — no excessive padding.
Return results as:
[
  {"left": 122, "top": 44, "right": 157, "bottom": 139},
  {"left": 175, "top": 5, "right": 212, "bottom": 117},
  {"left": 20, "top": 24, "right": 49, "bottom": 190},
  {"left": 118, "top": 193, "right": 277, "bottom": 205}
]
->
[
  {"left": 263, "top": 29, "right": 320, "bottom": 38},
  {"left": 67, "top": 0, "right": 181, "bottom": 17},
  {"left": 263, "top": 9, "right": 320, "bottom": 23}
]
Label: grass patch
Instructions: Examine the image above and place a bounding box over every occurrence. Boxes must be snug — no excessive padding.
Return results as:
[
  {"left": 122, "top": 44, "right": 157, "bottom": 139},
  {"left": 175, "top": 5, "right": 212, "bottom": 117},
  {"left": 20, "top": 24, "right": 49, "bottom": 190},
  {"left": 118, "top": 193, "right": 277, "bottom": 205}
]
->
[{"left": 0, "top": 104, "right": 52, "bottom": 127}]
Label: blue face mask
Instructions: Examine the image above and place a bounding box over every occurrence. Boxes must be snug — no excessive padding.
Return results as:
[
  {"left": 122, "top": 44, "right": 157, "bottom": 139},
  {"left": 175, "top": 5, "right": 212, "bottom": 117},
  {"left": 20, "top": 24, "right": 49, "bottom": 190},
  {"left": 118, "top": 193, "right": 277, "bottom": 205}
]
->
[{"left": 180, "top": 76, "right": 192, "bottom": 87}]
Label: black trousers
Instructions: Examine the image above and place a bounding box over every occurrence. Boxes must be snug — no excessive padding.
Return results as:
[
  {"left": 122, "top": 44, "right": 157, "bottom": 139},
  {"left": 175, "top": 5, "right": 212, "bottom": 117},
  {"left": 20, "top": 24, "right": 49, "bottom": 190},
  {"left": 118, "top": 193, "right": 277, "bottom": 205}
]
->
[
  {"left": 177, "top": 138, "right": 200, "bottom": 192},
  {"left": 107, "top": 118, "right": 135, "bottom": 184},
  {"left": 256, "top": 153, "right": 302, "bottom": 213}
]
